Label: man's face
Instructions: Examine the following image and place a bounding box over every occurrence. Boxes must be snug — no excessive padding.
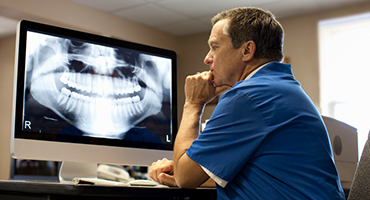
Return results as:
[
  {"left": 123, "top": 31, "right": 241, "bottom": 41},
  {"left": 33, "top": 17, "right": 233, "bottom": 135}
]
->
[
  {"left": 204, "top": 19, "right": 245, "bottom": 87},
  {"left": 26, "top": 32, "right": 170, "bottom": 138}
]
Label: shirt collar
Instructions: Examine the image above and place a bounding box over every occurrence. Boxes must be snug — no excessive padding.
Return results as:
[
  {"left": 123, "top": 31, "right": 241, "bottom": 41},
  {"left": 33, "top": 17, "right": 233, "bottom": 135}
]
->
[{"left": 244, "top": 62, "right": 272, "bottom": 80}]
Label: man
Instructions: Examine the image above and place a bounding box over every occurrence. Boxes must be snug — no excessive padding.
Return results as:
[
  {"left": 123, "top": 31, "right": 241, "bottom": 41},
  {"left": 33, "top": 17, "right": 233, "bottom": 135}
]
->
[{"left": 149, "top": 7, "right": 345, "bottom": 199}]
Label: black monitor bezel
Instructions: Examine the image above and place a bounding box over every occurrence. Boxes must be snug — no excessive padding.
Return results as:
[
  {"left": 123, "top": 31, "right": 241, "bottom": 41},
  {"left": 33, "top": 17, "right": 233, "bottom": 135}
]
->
[{"left": 14, "top": 20, "right": 178, "bottom": 151}]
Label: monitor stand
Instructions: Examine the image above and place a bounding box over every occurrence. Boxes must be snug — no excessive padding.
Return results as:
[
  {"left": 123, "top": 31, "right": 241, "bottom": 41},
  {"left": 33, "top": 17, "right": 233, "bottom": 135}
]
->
[{"left": 59, "top": 161, "right": 97, "bottom": 183}]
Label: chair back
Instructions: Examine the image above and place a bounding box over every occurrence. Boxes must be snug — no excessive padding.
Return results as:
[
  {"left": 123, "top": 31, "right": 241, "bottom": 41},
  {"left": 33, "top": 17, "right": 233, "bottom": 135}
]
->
[{"left": 348, "top": 131, "right": 370, "bottom": 199}]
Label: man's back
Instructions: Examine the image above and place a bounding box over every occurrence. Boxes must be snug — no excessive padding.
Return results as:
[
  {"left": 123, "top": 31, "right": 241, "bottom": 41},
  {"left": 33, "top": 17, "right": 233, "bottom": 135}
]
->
[{"left": 187, "top": 62, "right": 345, "bottom": 199}]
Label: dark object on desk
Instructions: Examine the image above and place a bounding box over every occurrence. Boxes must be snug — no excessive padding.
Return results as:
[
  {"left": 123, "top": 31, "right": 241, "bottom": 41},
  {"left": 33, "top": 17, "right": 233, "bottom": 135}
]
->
[
  {"left": 347, "top": 131, "right": 370, "bottom": 200},
  {"left": 0, "top": 180, "right": 217, "bottom": 200}
]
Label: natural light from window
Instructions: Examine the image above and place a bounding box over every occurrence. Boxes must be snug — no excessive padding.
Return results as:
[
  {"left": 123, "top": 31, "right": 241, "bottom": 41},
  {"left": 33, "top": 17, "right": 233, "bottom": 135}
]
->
[{"left": 319, "top": 13, "right": 370, "bottom": 158}]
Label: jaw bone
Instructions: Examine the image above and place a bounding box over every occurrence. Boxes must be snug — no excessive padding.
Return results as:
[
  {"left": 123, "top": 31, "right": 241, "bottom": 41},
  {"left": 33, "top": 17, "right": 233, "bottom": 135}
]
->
[{"left": 27, "top": 33, "right": 167, "bottom": 139}]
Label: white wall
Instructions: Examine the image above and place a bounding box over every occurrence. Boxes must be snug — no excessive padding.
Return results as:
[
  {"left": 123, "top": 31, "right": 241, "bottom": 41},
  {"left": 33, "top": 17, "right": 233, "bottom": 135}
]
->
[
  {"left": 0, "top": 35, "right": 15, "bottom": 180},
  {"left": 0, "top": 0, "right": 179, "bottom": 50}
]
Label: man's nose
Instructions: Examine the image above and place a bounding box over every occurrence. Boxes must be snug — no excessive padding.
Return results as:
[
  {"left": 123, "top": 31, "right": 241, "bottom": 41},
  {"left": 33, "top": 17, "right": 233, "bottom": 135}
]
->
[{"left": 204, "top": 52, "right": 212, "bottom": 65}]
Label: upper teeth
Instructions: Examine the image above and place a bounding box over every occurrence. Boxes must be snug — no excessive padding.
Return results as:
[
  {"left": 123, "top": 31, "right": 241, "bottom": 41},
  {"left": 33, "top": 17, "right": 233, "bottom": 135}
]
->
[
  {"left": 58, "top": 86, "right": 143, "bottom": 118},
  {"left": 60, "top": 72, "right": 141, "bottom": 96}
]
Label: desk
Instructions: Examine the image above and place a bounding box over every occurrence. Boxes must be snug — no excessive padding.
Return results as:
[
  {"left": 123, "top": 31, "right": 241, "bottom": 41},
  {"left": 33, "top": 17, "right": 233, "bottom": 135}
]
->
[{"left": 0, "top": 180, "right": 217, "bottom": 200}]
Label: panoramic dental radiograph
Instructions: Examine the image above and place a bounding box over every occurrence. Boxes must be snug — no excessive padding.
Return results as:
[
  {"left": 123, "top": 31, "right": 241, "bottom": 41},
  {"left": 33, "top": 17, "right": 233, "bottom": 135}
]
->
[{"left": 24, "top": 32, "right": 171, "bottom": 141}]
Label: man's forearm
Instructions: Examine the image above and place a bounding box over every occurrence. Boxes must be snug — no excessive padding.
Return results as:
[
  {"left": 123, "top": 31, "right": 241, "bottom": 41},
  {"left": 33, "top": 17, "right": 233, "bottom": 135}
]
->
[
  {"left": 174, "top": 102, "right": 203, "bottom": 158},
  {"left": 173, "top": 102, "right": 209, "bottom": 188},
  {"left": 200, "top": 178, "right": 216, "bottom": 187},
  {"left": 173, "top": 71, "right": 217, "bottom": 188}
]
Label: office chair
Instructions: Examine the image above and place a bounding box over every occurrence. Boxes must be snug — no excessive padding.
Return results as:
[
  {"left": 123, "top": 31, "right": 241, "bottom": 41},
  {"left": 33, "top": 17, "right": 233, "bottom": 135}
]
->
[{"left": 347, "top": 131, "right": 370, "bottom": 200}]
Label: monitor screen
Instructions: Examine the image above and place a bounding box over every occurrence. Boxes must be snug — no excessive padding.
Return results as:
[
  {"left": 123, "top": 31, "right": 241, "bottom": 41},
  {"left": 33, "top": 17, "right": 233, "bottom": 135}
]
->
[{"left": 11, "top": 20, "right": 177, "bottom": 181}]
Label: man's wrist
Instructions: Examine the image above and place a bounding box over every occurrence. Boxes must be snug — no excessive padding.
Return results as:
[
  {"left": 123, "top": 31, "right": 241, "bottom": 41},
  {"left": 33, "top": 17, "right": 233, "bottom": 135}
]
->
[{"left": 183, "top": 101, "right": 205, "bottom": 114}]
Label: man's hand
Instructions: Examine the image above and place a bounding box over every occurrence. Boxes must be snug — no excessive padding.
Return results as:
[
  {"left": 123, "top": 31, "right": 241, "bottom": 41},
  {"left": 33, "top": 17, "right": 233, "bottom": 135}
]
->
[
  {"left": 185, "top": 71, "right": 215, "bottom": 106},
  {"left": 149, "top": 158, "right": 216, "bottom": 188},
  {"left": 185, "top": 71, "right": 230, "bottom": 106},
  {"left": 148, "top": 158, "right": 177, "bottom": 187}
]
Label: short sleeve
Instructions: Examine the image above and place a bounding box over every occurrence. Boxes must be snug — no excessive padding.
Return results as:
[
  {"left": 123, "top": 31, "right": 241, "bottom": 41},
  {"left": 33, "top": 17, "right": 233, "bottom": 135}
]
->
[{"left": 187, "top": 88, "right": 269, "bottom": 183}]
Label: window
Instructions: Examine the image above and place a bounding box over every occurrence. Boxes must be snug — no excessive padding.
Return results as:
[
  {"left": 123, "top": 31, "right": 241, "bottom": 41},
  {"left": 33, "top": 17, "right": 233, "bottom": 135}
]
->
[{"left": 319, "top": 13, "right": 370, "bottom": 157}]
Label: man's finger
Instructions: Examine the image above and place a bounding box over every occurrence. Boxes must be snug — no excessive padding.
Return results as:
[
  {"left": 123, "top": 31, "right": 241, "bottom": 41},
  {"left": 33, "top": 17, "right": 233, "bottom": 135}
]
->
[{"left": 159, "top": 173, "right": 177, "bottom": 187}]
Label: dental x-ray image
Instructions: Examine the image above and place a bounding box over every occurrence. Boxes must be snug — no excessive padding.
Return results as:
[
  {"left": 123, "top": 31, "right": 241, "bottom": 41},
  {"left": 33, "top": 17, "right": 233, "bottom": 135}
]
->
[{"left": 22, "top": 31, "right": 173, "bottom": 148}]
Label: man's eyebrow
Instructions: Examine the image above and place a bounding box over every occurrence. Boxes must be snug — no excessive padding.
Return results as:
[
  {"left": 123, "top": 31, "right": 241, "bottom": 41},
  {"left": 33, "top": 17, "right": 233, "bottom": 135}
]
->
[{"left": 208, "top": 39, "right": 218, "bottom": 46}]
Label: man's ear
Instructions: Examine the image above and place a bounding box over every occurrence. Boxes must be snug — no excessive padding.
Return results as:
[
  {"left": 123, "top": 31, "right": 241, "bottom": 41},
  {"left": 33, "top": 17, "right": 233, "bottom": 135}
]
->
[{"left": 241, "top": 40, "right": 256, "bottom": 61}]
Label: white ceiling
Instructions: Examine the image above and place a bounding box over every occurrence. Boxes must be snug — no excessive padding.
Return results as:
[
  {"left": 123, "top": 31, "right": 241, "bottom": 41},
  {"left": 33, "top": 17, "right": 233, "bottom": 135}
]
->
[
  {"left": 67, "top": 0, "right": 369, "bottom": 36},
  {"left": 0, "top": 0, "right": 369, "bottom": 38}
]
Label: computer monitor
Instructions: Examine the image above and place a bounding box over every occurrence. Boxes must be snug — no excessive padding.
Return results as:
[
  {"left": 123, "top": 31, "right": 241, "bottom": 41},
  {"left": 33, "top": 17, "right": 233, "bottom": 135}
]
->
[{"left": 11, "top": 20, "right": 177, "bottom": 182}]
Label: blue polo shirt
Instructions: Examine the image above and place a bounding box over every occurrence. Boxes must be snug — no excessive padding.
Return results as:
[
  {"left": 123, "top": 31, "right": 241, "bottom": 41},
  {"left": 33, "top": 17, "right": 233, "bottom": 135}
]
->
[{"left": 187, "top": 62, "right": 345, "bottom": 199}]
